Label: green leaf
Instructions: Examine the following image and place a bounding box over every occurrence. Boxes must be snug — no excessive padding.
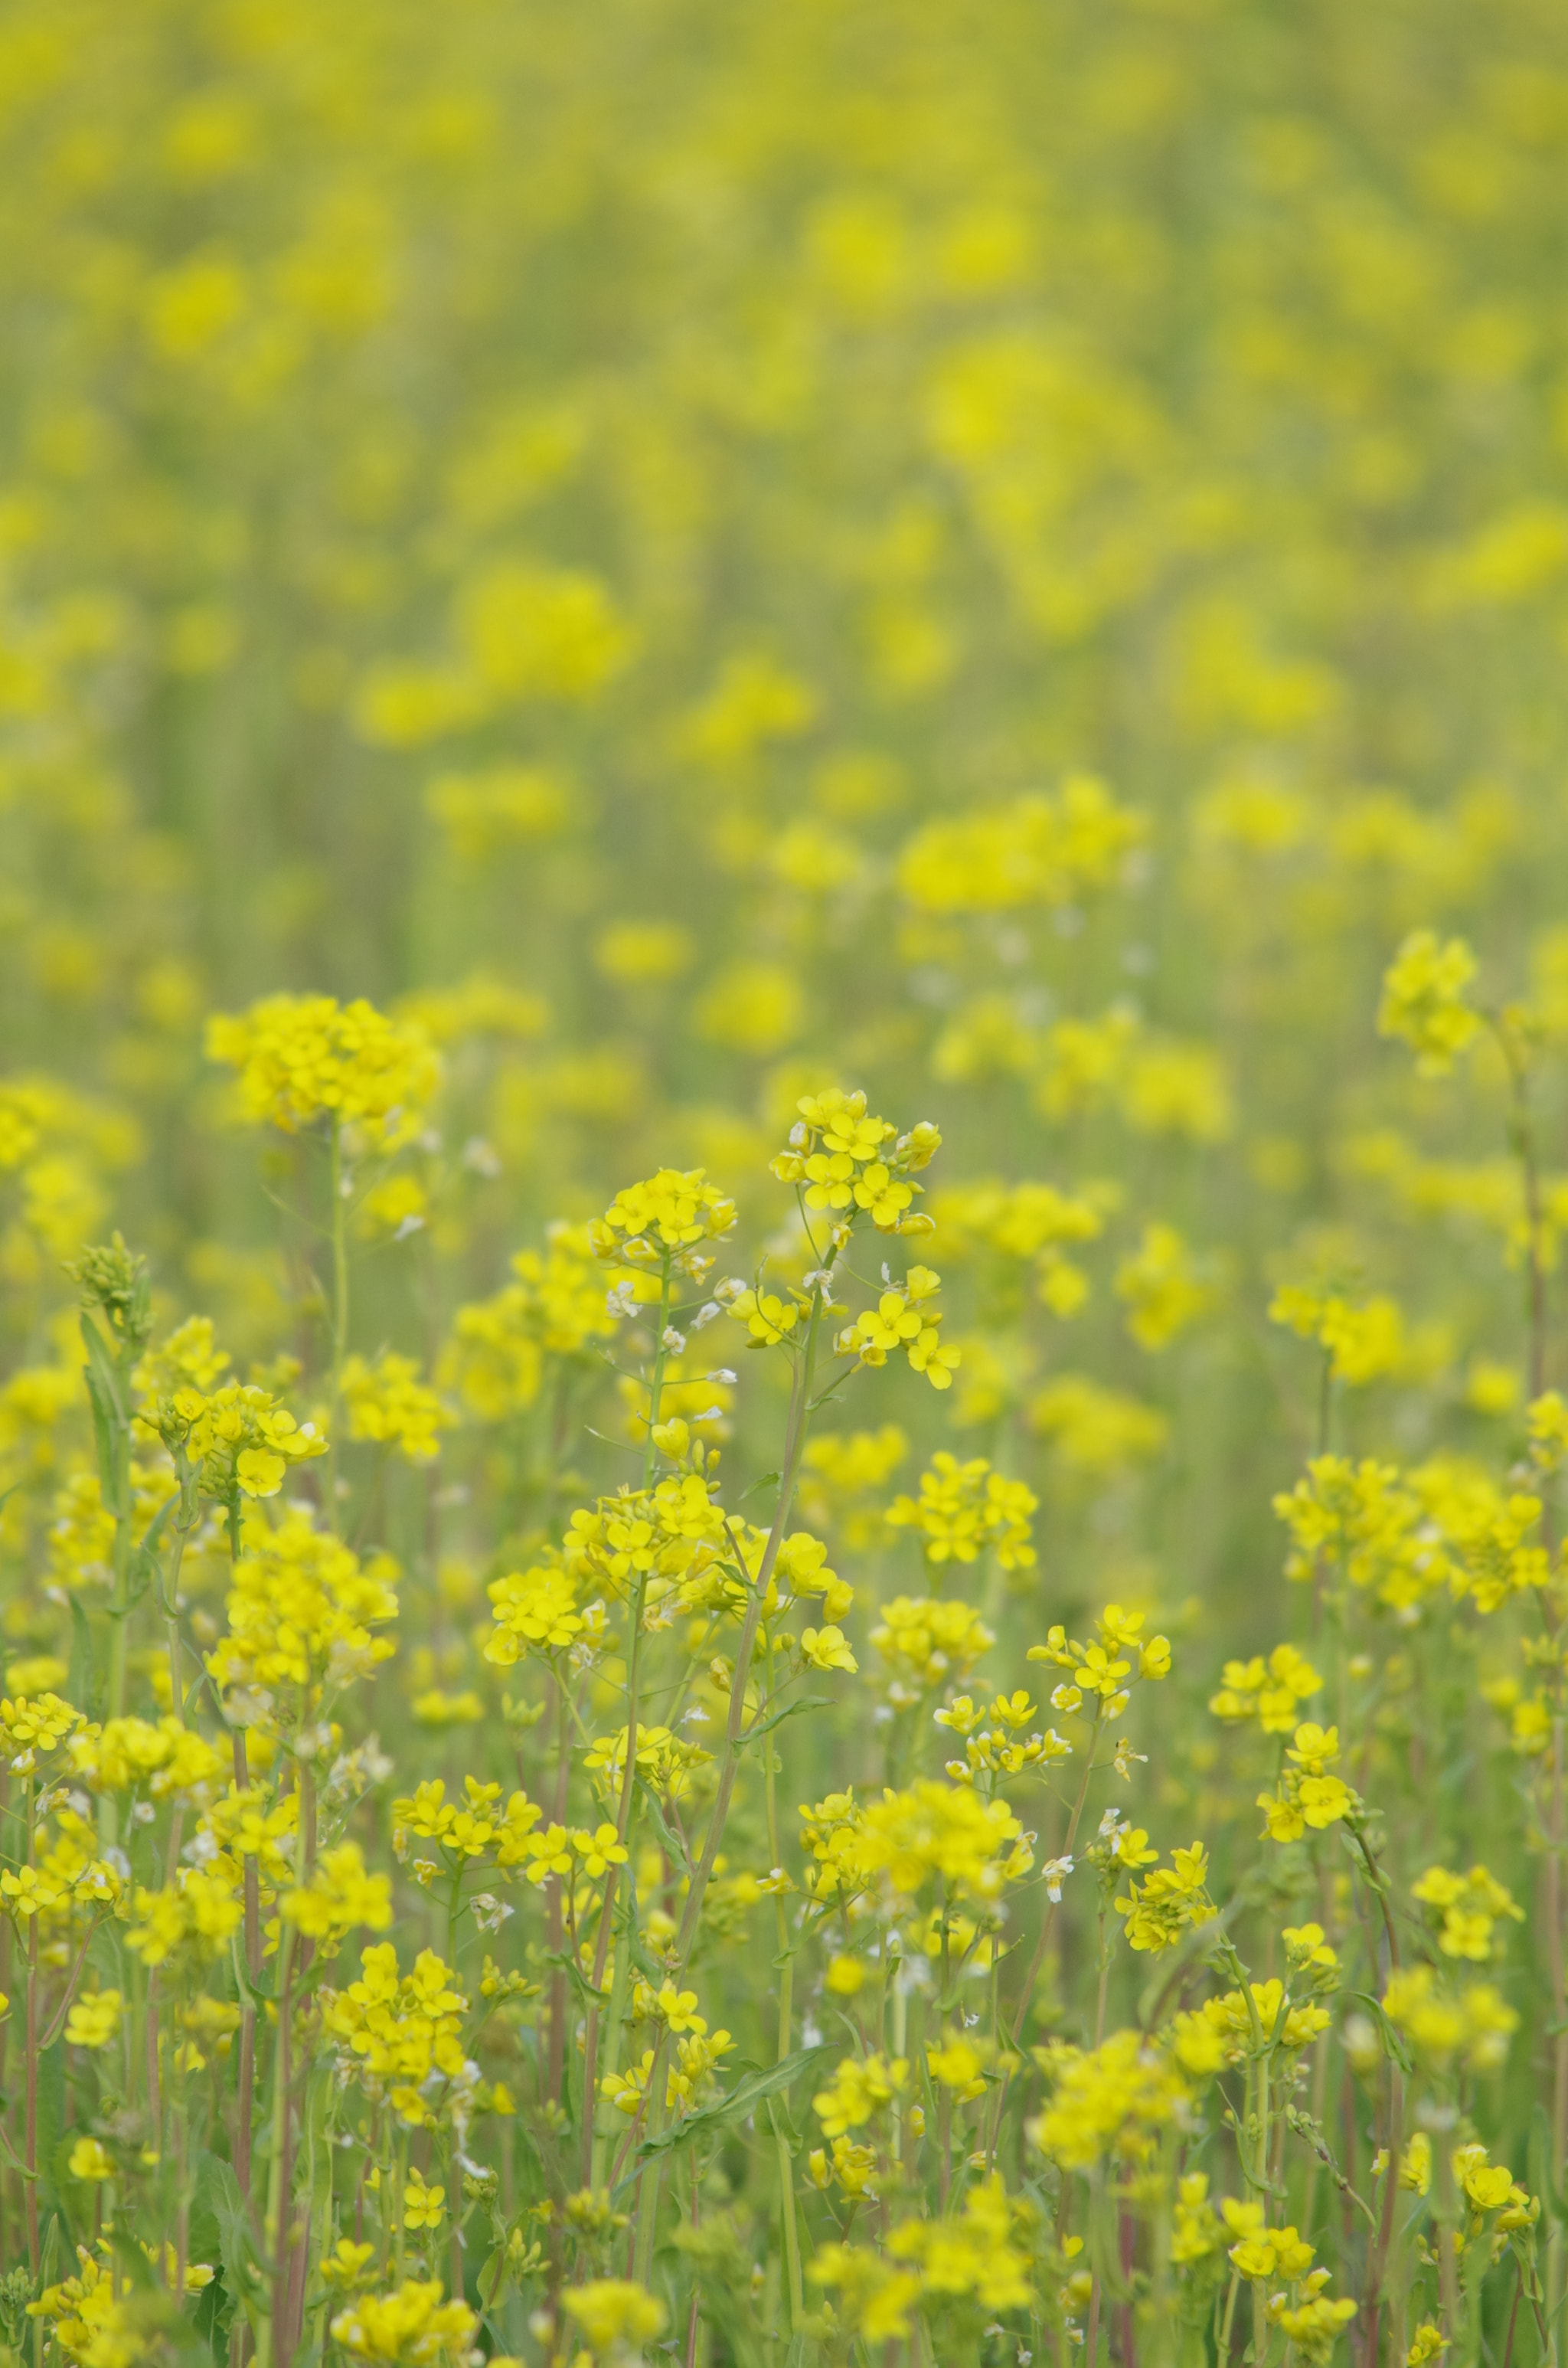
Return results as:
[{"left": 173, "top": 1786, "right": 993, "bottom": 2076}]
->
[
  {"left": 1529, "top": 2104, "right": 1568, "bottom": 2226},
  {"left": 745, "top": 1693, "right": 832, "bottom": 1746},
  {"left": 198, "top": 2152, "right": 267, "bottom": 2327},
  {"left": 228, "top": 1937, "right": 273, "bottom": 2015},
  {"left": 629, "top": 2043, "right": 832, "bottom": 2174},
  {"left": 765, "top": 2092, "right": 803, "bottom": 2153},
  {"left": 541, "top": 1948, "right": 609, "bottom": 2012},
  {"left": 476, "top": 2250, "right": 508, "bottom": 2324},
  {"left": 67, "top": 1594, "right": 98, "bottom": 1723},
  {"left": 80, "top": 1318, "right": 129, "bottom": 1512},
  {"left": 635, "top": 1774, "right": 692, "bottom": 1876},
  {"left": 129, "top": 1495, "right": 179, "bottom": 1614},
  {"left": 735, "top": 1471, "right": 781, "bottom": 1506},
  {"left": 38, "top": 2208, "right": 65, "bottom": 2300},
  {"left": 1350, "top": 1990, "right": 1413, "bottom": 2075},
  {"left": 34, "top": 2039, "right": 66, "bottom": 2229}
]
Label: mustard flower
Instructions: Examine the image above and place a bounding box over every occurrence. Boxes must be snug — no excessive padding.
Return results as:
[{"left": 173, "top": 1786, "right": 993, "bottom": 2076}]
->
[
  {"left": 1377, "top": 931, "right": 1482, "bottom": 1074},
  {"left": 329, "top": 2279, "right": 477, "bottom": 2366},
  {"left": 563, "top": 2281, "right": 666, "bottom": 2357},
  {"left": 588, "top": 1167, "right": 736, "bottom": 1265},
  {"left": 341, "top": 1350, "right": 451, "bottom": 1463},
  {"left": 207, "top": 1515, "right": 398, "bottom": 1695},
  {"left": 207, "top": 993, "right": 439, "bottom": 1149},
  {"left": 886, "top": 1448, "right": 1037, "bottom": 1570}
]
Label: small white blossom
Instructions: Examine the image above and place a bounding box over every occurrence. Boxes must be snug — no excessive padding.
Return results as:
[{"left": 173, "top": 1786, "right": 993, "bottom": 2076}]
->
[{"left": 1042, "top": 1856, "right": 1074, "bottom": 1902}]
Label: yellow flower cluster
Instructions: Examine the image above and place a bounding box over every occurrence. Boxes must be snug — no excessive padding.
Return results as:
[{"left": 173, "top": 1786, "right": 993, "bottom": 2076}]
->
[
  {"left": 440, "top": 1225, "right": 621, "bottom": 1420},
  {"left": 1028, "top": 1602, "right": 1172, "bottom": 1718},
  {"left": 1381, "top": 1964, "right": 1519, "bottom": 2072},
  {"left": 1114, "top": 1840, "right": 1213, "bottom": 1954},
  {"left": 1031, "top": 2028, "right": 1195, "bottom": 2170},
  {"left": 588, "top": 1167, "right": 736, "bottom": 1266},
  {"left": 770, "top": 1088, "right": 941, "bottom": 1237},
  {"left": 329, "top": 2279, "right": 477, "bottom": 2366},
  {"left": 1209, "top": 1644, "right": 1323, "bottom": 1733},
  {"left": 67, "top": 1715, "right": 224, "bottom": 1800},
  {"left": 1256, "top": 1724, "right": 1359, "bottom": 1845},
  {"left": 870, "top": 1595, "right": 995, "bottom": 1700},
  {"left": 1411, "top": 1863, "right": 1524, "bottom": 1961},
  {"left": 885, "top": 1450, "right": 1037, "bottom": 1571},
  {"left": 341, "top": 1351, "right": 451, "bottom": 1464},
  {"left": 484, "top": 1562, "right": 596, "bottom": 1663},
  {"left": 856, "top": 1778, "right": 1030, "bottom": 1905},
  {"left": 207, "top": 993, "right": 440, "bottom": 1148},
  {"left": 207, "top": 1515, "right": 399, "bottom": 1693},
  {"left": 151, "top": 1377, "right": 326, "bottom": 1500},
  {"left": 1377, "top": 931, "right": 1483, "bottom": 1075},
  {"left": 897, "top": 777, "right": 1144, "bottom": 915},
  {"left": 931, "top": 1176, "right": 1110, "bottom": 1316},
  {"left": 837, "top": 1265, "right": 960, "bottom": 1389},
  {"left": 320, "top": 1944, "right": 471, "bottom": 2128}
]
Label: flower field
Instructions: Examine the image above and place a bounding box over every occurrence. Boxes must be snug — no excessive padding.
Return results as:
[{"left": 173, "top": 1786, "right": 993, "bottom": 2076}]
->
[{"left": 4, "top": 2, "right": 1568, "bottom": 2366}]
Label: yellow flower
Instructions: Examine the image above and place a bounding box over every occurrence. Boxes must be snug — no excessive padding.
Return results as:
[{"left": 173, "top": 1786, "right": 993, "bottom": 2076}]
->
[
  {"left": 1031, "top": 2027, "right": 1191, "bottom": 2169},
  {"left": 1377, "top": 931, "right": 1482, "bottom": 1074},
  {"left": 485, "top": 1563, "right": 589, "bottom": 1660},
  {"left": 1116, "top": 1222, "right": 1210, "bottom": 1350},
  {"left": 440, "top": 1224, "right": 619, "bottom": 1420},
  {"left": 563, "top": 2280, "right": 667, "bottom": 2355},
  {"left": 207, "top": 993, "right": 440, "bottom": 1148},
  {"left": 341, "top": 1351, "right": 451, "bottom": 1464},
  {"left": 65, "top": 1990, "right": 122, "bottom": 2049},
  {"left": 1382, "top": 1964, "right": 1518, "bottom": 2072},
  {"left": 858, "top": 1778, "right": 1027, "bottom": 1904},
  {"left": 838, "top": 1267, "right": 960, "bottom": 1388},
  {"left": 588, "top": 1169, "right": 735, "bottom": 1265},
  {"left": 886, "top": 1449, "right": 1036, "bottom": 1570},
  {"left": 800, "top": 1624, "right": 858, "bottom": 1673},
  {"left": 69, "top": 2136, "right": 113, "bottom": 2182},
  {"left": 282, "top": 1842, "right": 394, "bottom": 1944},
  {"left": 402, "top": 2170, "right": 446, "bottom": 2230},
  {"left": 1210, "top": 1644, "right": 1322, "bottom": 1734},
  {"left": 1115, "top": 1841, "right": 1213, "bottom": 1954},
  {"left": 812, "top": 2052, "right": 910, "bottom": 2138},
  {"left": 207, "top": 1515, "right": 398, "bottom": 1694},
  {"left": 322, "top": 2239, "right": 377, "bottom": 2291},
  {"left": 897, "top": 779, "right": 1144, "bottom": 914},
  {"left": 330, "top": 2278, "right": 477, "bottom": 2365}
]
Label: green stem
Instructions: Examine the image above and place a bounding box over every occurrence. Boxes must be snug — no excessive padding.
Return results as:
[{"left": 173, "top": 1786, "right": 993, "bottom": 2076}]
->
[
  {"left": 586, "top": 1257, "right": 675, "bottom": 2189},
  {"left": 634, "top": 1284, "right": 825, "bottom": 2283},
  {"left": 327, "top": 1116, "right": 350, "bottom": 1532},
  {"left": 762, "top": 1628, "right": 805, "bottom": 2332}
]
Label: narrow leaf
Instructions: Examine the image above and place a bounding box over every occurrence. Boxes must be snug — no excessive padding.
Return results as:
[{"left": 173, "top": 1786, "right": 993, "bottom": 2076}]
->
[
  {"left": 635, "top": 1773, "right": 692, "bottom": 1876},
  {"left": 745, "top": 1693, "right": 832, "bottom": 1746},
  {"left": 632, "top": 2043, "right": 831, "bottom": 2167}
]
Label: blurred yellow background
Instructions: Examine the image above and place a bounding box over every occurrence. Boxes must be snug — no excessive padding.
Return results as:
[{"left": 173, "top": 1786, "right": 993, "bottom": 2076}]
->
[{"left": 3, "top": 0, "right": 1566, "bottom": 1616}]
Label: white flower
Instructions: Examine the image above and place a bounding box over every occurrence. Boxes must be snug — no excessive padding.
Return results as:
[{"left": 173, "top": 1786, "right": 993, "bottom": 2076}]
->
[{"left": 1042, "top": 1856, "right": 1074, "bottom": 1902}]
